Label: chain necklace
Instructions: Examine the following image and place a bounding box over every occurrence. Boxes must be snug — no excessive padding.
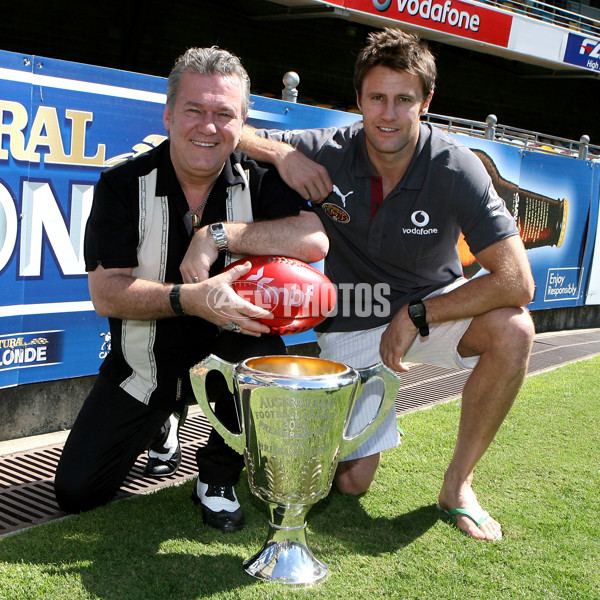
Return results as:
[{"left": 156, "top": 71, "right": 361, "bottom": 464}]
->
[{"left": 189, "top": 181, "right": 216, "bottom": 229}]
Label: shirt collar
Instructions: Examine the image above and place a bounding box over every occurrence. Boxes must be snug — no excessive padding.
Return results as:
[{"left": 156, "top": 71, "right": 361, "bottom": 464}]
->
[
  {"left": 155, "top": 140, "right": 248, "bottom": 197},
  {"left": 355, "top": 122, "right": 432, "bottom": 190},
  {"left": 401, "top": 123, "right": 431, "bottom": 190}
]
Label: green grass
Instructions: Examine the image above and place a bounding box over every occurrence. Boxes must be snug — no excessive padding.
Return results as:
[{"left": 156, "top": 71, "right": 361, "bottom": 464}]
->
[{"left": 1, "top": 356, "right": 599, "bottom": 600}]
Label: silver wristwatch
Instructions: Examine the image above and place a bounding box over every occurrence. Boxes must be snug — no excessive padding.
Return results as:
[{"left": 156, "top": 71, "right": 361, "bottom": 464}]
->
[{"left": 209, "top": 222, "right": 228, "bottom": 253}]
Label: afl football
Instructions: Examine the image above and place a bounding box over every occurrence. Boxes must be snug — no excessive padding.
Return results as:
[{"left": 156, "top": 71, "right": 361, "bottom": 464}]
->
[{"left": 222, "top": 256, "right": 337, "bottom": 335}]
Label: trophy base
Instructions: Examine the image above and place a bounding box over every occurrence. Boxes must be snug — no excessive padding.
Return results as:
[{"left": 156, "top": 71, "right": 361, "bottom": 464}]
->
[
  {"left": 243, "top": 513, "right": 329, "bottom": 586},
  {"left": 243, "top": 539, "right": 329, "bottom": 586}
]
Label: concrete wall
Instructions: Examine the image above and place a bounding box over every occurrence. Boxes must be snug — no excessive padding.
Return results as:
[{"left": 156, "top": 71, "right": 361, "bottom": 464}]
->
[
  {"left": 0, "top": 376, "right": 95, "bottom": 442},
  {"left": 530, "top": 305, "right": 600, "bottom": 333}
]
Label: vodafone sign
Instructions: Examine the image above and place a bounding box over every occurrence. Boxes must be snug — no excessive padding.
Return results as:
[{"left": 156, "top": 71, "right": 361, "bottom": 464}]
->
[{"left": 344, "top": 0, "right": 513, "bottom": 47}]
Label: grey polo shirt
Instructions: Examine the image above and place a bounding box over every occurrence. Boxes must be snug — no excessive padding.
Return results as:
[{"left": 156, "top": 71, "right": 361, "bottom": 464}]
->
[{"left": 259, "top": 122, "right": 518, "bottom": 332}]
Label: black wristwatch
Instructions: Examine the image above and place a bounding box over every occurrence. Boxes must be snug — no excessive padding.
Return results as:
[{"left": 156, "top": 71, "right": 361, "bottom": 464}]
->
[
  {"left": 170, "top": 284, "right": 186, "bottom": 316},
  {"left": 408, "top": 300, "right": 429, "bottom": 337}
]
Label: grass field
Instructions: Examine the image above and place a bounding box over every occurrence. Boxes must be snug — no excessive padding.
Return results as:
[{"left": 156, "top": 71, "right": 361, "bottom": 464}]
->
[{"left": 0, "top": 356, "right": 598, "bottom": 600}]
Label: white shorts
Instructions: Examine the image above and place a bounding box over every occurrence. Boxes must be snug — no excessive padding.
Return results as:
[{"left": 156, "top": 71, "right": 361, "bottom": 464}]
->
[{"left": 316, "top": 278, "right": 479, "bottom": 462}]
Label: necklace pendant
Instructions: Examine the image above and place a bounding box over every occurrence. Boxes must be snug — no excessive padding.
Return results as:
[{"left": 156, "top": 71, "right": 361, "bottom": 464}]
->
[{"left": 192, "top": 214, "right": 202, "bottom": 229}]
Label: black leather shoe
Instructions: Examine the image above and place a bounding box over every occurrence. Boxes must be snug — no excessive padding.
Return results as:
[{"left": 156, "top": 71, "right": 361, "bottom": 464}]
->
[
  {"left": 144, "top": 446, "right": 181, "bottom": 477},
  {"left": 191, "top": 477, "right": 245, "bottom": 533},
  {"left": 144, "top": 407, "right": 187, "bottom": 477}
]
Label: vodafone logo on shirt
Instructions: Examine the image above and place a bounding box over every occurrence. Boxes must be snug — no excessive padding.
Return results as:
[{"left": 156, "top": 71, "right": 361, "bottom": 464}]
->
[
  {"left": 343, "top": 0, "right": 512, "bottom": 47},
  {"left": 403, "top": 210, "right": 438, "bottom": 235}
]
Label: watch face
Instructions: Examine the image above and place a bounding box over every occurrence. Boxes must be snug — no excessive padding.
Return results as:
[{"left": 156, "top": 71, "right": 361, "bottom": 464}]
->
[
  {"left": 409, "top": 303, "right": 424, "bottom": 318},
  {"left": 408, "top": 301, "right": 429, "bottom": 337},
  {"left": 210, "top": 222, "right": 228, "bottom": 252},
  {"left": 409, "top": 302, "right": 426, "bottom": 326}
]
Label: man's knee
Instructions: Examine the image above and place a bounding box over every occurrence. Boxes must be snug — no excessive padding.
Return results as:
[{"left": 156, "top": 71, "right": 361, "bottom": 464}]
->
[
  {"left": 334, "top": 454, "right": 380, "bottom": 496},
  {"left": 53, "top": 476, "right": 89, "bottom": 514},
  {"left": 54, "top": 461, "right": 113, "bottom": 514},
  {"left": 495, "top": 308, "right": 535, "bottom": 360},
  {"left": 462, "top": 307, "right": 535, "bottom": 364},
  {"left": 335, "top": 474, "right": 370, "bottom": 496}
]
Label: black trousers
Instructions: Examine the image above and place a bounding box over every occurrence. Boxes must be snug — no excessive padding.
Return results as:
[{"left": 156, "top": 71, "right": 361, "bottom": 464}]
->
[
  {"left": 54, "top": 332, "right": 285, "bottom": 513},
  {"left": 197, "top": 332, "right": 286, "bottom": 487}
]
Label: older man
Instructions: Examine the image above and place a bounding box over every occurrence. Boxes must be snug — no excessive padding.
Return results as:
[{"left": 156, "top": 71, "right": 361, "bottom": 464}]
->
[{"left": 54, "top": 47, "right": 328, "bottom": 533}]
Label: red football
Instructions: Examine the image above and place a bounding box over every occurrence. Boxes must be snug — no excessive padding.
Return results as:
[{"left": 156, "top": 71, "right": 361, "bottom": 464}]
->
[{"left": 221, "top": 256, "right": 337, "bottom": 335}]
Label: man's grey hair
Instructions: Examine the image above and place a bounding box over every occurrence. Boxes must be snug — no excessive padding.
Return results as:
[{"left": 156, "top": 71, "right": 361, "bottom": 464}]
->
[{"left": 166, "top": 46, "right": 251, "bottom": 118}]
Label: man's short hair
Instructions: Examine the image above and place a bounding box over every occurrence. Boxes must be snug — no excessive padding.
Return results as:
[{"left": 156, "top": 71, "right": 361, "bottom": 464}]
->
[
  {"left": 166, "top": 46, "right": 251, "bottom": 118},
  {"left": 354, "top": 28, "right": 437, "bottom": 98}
]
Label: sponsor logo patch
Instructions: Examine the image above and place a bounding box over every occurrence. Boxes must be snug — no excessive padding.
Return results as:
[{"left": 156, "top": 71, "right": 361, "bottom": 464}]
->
[{"left": 322, "top": 202, "right": 351, "bottom": 223}]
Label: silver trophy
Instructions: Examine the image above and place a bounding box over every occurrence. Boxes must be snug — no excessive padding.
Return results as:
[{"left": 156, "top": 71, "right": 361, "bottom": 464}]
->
[{"left": 190, "top": 354, "right": 400, "bottom": 586}]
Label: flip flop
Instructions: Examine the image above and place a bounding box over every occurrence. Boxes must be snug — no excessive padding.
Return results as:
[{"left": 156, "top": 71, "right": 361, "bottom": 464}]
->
[{"left": 436, "top": 504, "right": 503, "bottom": 541}]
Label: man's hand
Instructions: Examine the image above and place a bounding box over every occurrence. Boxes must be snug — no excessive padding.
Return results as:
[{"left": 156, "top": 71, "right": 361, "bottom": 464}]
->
[
  {"left": 379, "top": 305, "right": 419, "bottom": 372},
  {"left": 88, "top": 262, "right": 272, "bottom": 336},
  {"left": 275, "top": 146, "right": 333, "bottom": 203},
  {"left": 183, "top": 261, "right": 272, "bottom": 336},
  {"left": 240, "top": 126, "right": 333, "bottom": 203},
  {"left": 180, "top": 225, "right": 217, "bottom": 283}
]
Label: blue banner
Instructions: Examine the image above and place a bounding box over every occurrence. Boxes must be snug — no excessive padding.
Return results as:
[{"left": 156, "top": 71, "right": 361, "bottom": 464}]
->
[
  {"left": 457, "top": 135, "right": 597, "bottom": 309},
  {"left": 1, "top": 48, "right": 598, "bottom": 388},
  {"left": 563, "top": 32, "right": 600, "bottom": 73},
  {"left": 0, "top": 51, "right": 167, "bottom": 388}
]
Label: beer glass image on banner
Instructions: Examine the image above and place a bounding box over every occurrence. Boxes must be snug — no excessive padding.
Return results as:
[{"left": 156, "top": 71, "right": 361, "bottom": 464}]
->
[{"left": 458, "top": 150, "right": 569, "bottom": 278}]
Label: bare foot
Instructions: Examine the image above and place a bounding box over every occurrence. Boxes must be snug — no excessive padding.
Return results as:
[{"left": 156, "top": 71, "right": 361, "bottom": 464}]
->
[{"left": 438, "top": 483, "right": 502, "bottom": 541}]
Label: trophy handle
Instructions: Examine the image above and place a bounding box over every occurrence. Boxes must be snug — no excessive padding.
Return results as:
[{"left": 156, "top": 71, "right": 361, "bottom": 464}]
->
[
  {"left": 189, "top": 354, "right": 246, "bottom": 455},
  {"left": 338, "top": 363, "right": 401, "bottom": 459}
]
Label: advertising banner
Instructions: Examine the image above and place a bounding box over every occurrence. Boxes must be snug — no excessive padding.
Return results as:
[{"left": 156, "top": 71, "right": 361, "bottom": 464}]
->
[
  {"left": 1, "top": 49, "right": 598, "bottom": 389},
  {"left": 339, "top": 0, "right": 513, "bottom": 47},
  {"left": 563, "top": 32, "right": 600, "bottom": 73},
  {"left": 456, "top": 135, "right": 597, "bottom": 309},
  {"left": 583, "top": 165, "right": 600, "bottom": 304},
  {"left": 0, "top": 51, "right": 167, "bottom": 389}
]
